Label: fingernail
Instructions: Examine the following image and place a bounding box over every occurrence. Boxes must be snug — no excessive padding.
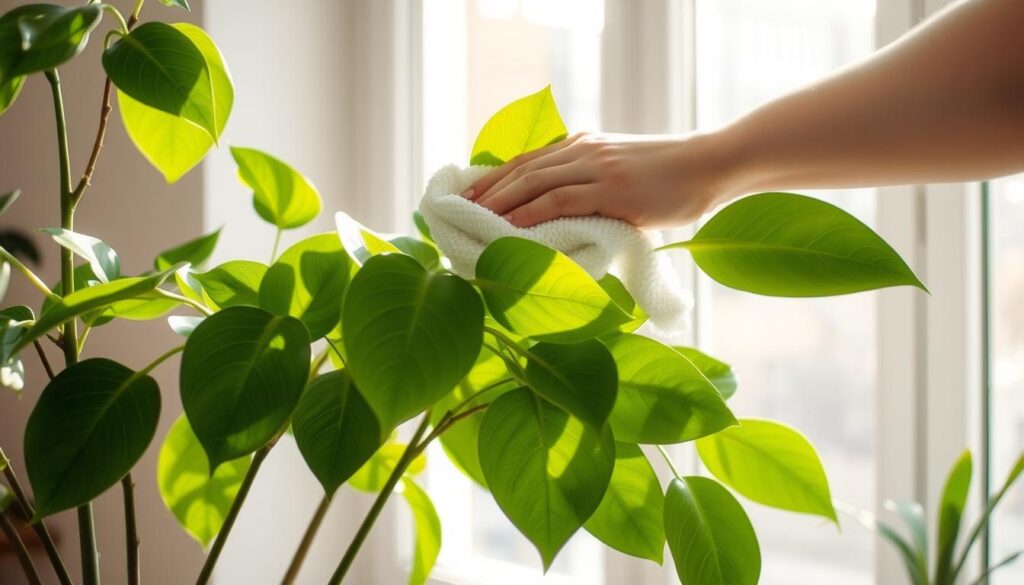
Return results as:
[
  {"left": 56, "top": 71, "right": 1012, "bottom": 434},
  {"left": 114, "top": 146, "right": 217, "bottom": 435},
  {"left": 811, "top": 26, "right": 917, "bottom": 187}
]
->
[
  {"left": 502, "top": 213, "right": 516, "bottom": 224},
  {"left": 460, "top": 188, "right": 475, "bottom": 199}
]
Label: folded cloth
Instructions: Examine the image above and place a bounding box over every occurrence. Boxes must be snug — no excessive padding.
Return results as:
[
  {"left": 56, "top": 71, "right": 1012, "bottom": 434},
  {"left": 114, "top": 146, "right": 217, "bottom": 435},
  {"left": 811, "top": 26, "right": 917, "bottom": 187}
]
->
[{"left": 418, "top": 164, "right": 693, "bottom": 332}]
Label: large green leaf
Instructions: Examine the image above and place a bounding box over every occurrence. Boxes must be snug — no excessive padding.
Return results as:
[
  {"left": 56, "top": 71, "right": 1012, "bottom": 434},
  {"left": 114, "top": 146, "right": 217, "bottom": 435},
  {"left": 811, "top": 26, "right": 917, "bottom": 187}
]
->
[
  {"left": 934, "top": 450, "right": 972, "bottom": 584},
  {"left": 665, "top": 476, "right": 760, "bottom": 585},
  {"left": 40, "top": 227, "right": 120, "bottom": 282},
  {"left": 119, "top": 23, "right": 232, "bottom": 183},
  {"left": 180, "top": 306, "right": 310, "bottom": 470},
  {"left": 260, "top": 233, "right": 352, "bottom": 339},
  {"left": 342, "top": 254, "right": 483, "bottom": 432},
  {"left": 194, "top": 260, "right": 266, "bottom": 308},
  {"left": 524, "top": 340, "right": 617, "bottom": 435},
  {"left": 478, "top": 388, "right": 615, "bottom": 569},
  {"left": 103, "top": 22, "right": 219, "bottom": 140},
  {"left": 24, "top": 358, "right": 160, "bottom": 518},
  {"left": 157, "top": 414, "right": 249, "bottom": 548},
  {"left": 672, "top": 346, "right": 737, "bottom": 399},
  {"left": 230, "top": 147, "right": 321, "bottom": 230},
  {"left": 402, "top": 478, "right": 441, "bottom": 585},
  {"left": 696, "top": 418, "right": 837, "bottom": 522},
  {"left": 348, "top": 442, "right": 426, "bottom": 493},
  {"left": 603, "top": 334, "right": 735, "bottom": 444},
  {"left": 0, "top": 4, "right": 102, "bottom": 83},
  {"left": 293, "top": 370, "right": 381, "bottom": 496},
  {"left": 16, "top": 270, "right": 173, "bottom": 355},
  {"left": 660, "top": 193, "right": 925, "bottom": 296},
  {"left": 475, "top": 238, "right": 631, "bottom": 343},
  {"left": 155, "top": 227, "right": 221, "bottom": 271},
  {"left": 583, "top": 442, "right": 665, "bottom": 563},
  {"left": 470, "top": 85, "right": 567, "bottom": 166}
]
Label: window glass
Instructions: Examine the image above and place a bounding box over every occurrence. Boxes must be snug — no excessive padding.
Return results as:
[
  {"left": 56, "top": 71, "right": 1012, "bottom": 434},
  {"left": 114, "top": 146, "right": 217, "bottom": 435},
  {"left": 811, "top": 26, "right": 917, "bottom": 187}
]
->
[
  {"left": 695, "top": 1, "right": 876, "bottom": 583},
  {"left": 421, "top": 1, "right": 604, "bottom": 582},
  {"left": 986, "top": 176, "right": 1024, "bottom": 584}
]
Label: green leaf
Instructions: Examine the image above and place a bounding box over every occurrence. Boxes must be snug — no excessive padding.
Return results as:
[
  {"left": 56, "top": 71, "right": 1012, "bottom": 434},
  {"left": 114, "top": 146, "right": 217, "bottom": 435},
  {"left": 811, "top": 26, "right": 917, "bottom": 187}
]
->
[
  {"left": 157, "top": 414, "right": 249, "bottom": 548},
  {"left": 672, "top": 346, "right": 737, "bottom": 399},
  {"left": 583, "top": 442, "right": 665, "bottom": 563},
  {"left": 180, "top": 306, "right": 310, "bottom": 470},
  {"left": 101, "top": 291, "right": 180, "bottom": 322},
  {"left": 103, "top": 22, "right": 219, "bottom": 140},
  {"left": 293, "top": 370, "right": 381, "bottom": 496},
  {"left": 348, "top": 442, "right": 425, "bottom": 493},
  {"left": 342, "top": 254, "right": 483, "bottom": 431},
  {"left": 155, "top": 227, "right": 221, "bottom": 271},
  {"left": 952, "top": 452, "right": 1024, "bottom": 581},
  {"left": 603, "top": 333, "right": 736, "bottom": 444},
  {"left": 696, "top": 418, "right": 836, "bottom": 522},
  {"left": 0, "top": 75, "right": 24, "bottom": 115},
  {"left": 168, "top": 315, "right": 203, "bottom": 337},
  {"left": 24, "top": 358, "right": 160, "bottom": 517},
  {"left": 470, "top": 85, "right": 568, "bottom": 166},
  {"left": 0, "top": 305, "right": 33, "bottom": 322},
  {"left": 0, "top": 261, "right": 8, "bottom": 303},
  {"left": 119, "top": 23, "right": 232, "bottom": 183},
  {"left": 390, "top": 236, "right": 442, "bottom": 272},
  {"left": 158, "top": 0, "right": 191, "bottom": 11},
  {"left": 41, "top": 228, "right": 120, "bottom": 283},
  {"left": 0, "top": 483, "right": 13, "bottom": 512},
  {"left": 660, "top": 193, "right": 925, "bottom": 296},
  {"left": 478, "top": 388, "right": 615, "bottom": 569},
  {"left": 259, "top": 233, "right": 352, "bottom": 339},
  {"left": 475, "top": 238, "right": 631, "bottom": 343},
  {"left": 412, "top": 210, "right": 434, "bottom": 243},
  {"left": 886, "top": 500, "right": 928, "bottom": 566},
  {"left": 335, "top": 210, "right": 400, "bottom": 265},
  {"left": 597, "top": 274, "right": 647, "bottom": 332},
  {"left": 664, "top": 476, "right": 761, "bottom": 585},
  {"left": 0, "top": 189, "right": 20, "bottom": 216},
  {"left": 0, "top": 5, "right": 103, "bottom": 83},
  {"left": 934, "top": 450, "right": 972, "bottom": 584},
  {"left": 402, "top": 478, "right": 441, "bottom": 585},
  {"left": 524, "top": 340, "right": 617, "bottom": 435},
  {"left": 194, "top": 260, "right": 266, "bottom": 308},
  {"left": 230, "top": 147, "right": 321, "bottom": 230},
  {"left": 16, "top": 270, "right": 174, "bottom": 355}
]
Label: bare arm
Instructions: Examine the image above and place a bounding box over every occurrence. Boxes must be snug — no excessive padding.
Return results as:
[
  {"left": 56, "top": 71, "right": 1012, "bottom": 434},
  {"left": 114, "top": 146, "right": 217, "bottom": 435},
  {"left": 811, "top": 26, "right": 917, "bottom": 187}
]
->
[{"left": 464, "top": 0, "right": 1024, "bottom": 228}]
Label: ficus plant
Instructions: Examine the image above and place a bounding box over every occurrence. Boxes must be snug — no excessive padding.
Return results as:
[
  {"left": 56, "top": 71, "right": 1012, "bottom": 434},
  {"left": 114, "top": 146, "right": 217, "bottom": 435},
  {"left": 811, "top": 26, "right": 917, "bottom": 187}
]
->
[{"left": 0, "top": 2, "right": 938, "bottom": 585}]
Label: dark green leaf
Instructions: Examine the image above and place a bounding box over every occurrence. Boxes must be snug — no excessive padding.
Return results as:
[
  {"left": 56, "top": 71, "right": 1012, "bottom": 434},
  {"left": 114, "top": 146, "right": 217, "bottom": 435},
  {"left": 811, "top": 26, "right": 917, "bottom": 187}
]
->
[
  {"left": 660, "top": 193, "right": 925, "bottom": 296},
  {"left": 293, "top": 370, "right": 381, "bottom": 496},
  {"left": 194, "top": 260, "right": 266, "bottom": 308},
  {"left": 155, "top": 227, "right": 221, "bottom": 271},
  {"left": 524, "top": 340, "right": 617, "bottom": 435},
  {"left": 672, "top": 346, "right": 737, "bottom": 399},
  {"left": 103, "top": 22, "right": 219, "bottom": 139},
  {"left": 41, "top": 227, "right": 120, "bottom": 283},
  {"left": 0, "top": 5, "right": 102, "bottom": 82},
  {"left": 665, "top": 476, "right": 760, "bottom": 585},
  {"left": 470, "top": 85, "right": 567, "bottom": 166},
  {"left": 0, "top": 483, "right": 13, "bottom": 512},
  {"left": 934, "top": 450, "right": 972, "bottom": 584},
  {"left": 157, "top": 414, "right": 249, "bottom": 547},
  {"left": 478, "top": 388, "right": 615, "bottom": 569},
  {"left": 342, "top": 254, "right": 483, "bottom": 431},
  {"left": 25, "top": 358, "right": 160, "bottom": 517},
  {"left": 584, "top": 442, "right": 665, "bottom": 563},
  {"left": 0, "top": 305, "right": 33, "bottom": 322},
  {"left": 603, "top": 333, "right": 736, "bottom": 444},
  {"left": 230, "top": 147, "right": 321, "bottom": 230},
  {"left": 0, "top": 189, "right": 20, "bottom": 216},
  {"left": 403, "top": 478, "right": 441, "bottom": 585},
  {"left": 390, "top": 236, "right": 441, "bottom": 272},
  {"left": 475, "top": 238, "right": 631, "bottom": 343},
  {"left": 180, "top": 306, "right": 310, "bottom": 470},
  {"left": 259, "top": 233, "right": 352, "bottom": 339}
]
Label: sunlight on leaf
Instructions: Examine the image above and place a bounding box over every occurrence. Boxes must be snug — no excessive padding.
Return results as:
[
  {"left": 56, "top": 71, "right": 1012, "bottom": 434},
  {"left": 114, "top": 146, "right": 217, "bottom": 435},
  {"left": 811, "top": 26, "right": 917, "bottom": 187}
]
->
[
  {"left": 231, "top": 147, "right": 321, "bottom": 230},
  {"left": 470, "top": 85, "right": 568, "bottom": 166}
]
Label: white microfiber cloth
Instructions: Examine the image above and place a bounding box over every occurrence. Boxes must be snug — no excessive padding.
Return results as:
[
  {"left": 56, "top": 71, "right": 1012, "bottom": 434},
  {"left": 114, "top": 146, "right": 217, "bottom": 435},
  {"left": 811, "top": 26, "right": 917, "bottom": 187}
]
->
[{"left": 419, "top": 164, "right": 693, "bottom": 333}]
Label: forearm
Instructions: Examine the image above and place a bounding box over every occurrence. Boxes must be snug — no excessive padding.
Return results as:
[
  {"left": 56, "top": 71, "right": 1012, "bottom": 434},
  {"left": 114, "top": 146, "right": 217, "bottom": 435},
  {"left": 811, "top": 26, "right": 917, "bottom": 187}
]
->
[{"left": 713, "top": 0, "right": 1024, "bottom": 198}]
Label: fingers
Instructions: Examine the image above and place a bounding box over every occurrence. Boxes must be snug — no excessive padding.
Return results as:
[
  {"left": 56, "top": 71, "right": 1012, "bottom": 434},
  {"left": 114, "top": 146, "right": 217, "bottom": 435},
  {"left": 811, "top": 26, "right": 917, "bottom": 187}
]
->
[
  {"left": 474, "top": 145, "right": 584, "bottom": 207},
  {"left": 461, "top": 133, "right": 582, "bottom": 199},
  {"left": 502, "top": 184, "right": 598, "bottom": 228},
  {"left": 476, "top": 162, "right": 592, "bottom": 216}
]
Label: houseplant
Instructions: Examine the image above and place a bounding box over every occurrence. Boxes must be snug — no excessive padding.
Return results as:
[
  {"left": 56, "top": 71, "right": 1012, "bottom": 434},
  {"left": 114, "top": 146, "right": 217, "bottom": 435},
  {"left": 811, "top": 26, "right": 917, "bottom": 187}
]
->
[{"left": 0, "top": 2, "right": 935, "bottom": 584}]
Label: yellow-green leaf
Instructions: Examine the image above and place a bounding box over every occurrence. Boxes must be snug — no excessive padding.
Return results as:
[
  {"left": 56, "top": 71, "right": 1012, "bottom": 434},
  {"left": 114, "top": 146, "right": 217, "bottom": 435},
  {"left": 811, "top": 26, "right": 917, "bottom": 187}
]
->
[{"left": 470, "top": 85, "right": 567, "bottom": 166}]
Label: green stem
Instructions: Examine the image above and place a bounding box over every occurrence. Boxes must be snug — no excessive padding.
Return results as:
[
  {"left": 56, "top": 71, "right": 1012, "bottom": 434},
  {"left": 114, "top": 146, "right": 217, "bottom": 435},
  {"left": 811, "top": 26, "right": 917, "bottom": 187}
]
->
[
  {"left": 130, "top": 0, "right": 145, "bottom": 21},
  {"left": 99, "top": 4, "right": 128, "bottom": 35},
  {"left": 0, "top": 247, "right": 58, "bottom": 301},
  {"left": 656, "top": 445, "right": 683, "bottom": 479},
  {"left": 122, "top": 475, "right": 140, "bottom": 585},
  {"left": 138, "top": 344, "right": 184, "bottom": 376},
  {"left": 281, "top": 495, "right": 333, "bottom": 585},
  {"left": 0, "top": 449, "right": 73, "bottom": 585},
  {"left": 308, "top": 347, "right": 331, "bottom": 382},
  {"left": 155, "top": 288, "right": 213, "bottom": 316},
  {"left": 328, "top": 414, "right": 433, "bottom": 585},
  {"left": 46, "top": 68, "right": 98, "bottom": 585},
  {"left": 1, "top": 508, "right": 43, "bottom": 585},
  {"left": 195, "top": 445, "right": 273, "bottom": 585},
  {"left": 448, "top": 378, "right": 514, "bottom": 415},
  {"left": 270, "top": 228, "right": 282, "bottom": 263},
  {"left": 325, "top": 338, "right": 347, "bottom": 368}
]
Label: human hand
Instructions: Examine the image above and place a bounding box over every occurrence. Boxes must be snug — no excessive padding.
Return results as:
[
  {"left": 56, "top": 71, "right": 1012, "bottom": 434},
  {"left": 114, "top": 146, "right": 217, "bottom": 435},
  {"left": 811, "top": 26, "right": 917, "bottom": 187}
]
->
[{"left": 460, "top": 132, "right": 735, "bottom": 229}]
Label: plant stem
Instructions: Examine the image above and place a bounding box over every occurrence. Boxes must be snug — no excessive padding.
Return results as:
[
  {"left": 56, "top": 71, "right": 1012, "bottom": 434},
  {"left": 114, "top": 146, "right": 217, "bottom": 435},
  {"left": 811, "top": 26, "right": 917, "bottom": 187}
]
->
[
  {"left": 154, "top": 288, "right": 214, "bottom": 316},
  {"left": 1, "top": 508, "right": 43, "bottom": 585},
  {"left": 32, "top": 341, "right": 55, "bottom": 380},
  {"left": 0, "top": 247, "right": 58, "bottom": 301},
  {"left": 46, "top": 68, "right": 100, "bottom": 585},
  {"left": 195, "top": 445, "right": 273, "bottom": 585},
  {"left": 0, "top": 449, "right": 73, "bottom": 585},
  {"left": 328, "top": 414, "right": 433, "bottom": 585},
  {"left": 138, "top": 344, "right": 184, "bottom": 376},
  {"left": 281, "top": 495, "right": 333, "bottom": 585},
  {"left": 656, "top": 445, "right": 683, "bottom": 479},
  {"left": 121, "top": 475, "right": 140, "bottom": 585},
  {"left": 270, "top": 228, "right": 283, "bottom": 263}
]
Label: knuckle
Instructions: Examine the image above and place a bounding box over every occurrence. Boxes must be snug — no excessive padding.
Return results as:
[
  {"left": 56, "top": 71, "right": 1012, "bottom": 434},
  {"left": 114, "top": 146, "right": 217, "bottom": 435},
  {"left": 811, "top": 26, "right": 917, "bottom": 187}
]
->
[{"left": 548, "top": 188, "right": 571, "bottom": 210}]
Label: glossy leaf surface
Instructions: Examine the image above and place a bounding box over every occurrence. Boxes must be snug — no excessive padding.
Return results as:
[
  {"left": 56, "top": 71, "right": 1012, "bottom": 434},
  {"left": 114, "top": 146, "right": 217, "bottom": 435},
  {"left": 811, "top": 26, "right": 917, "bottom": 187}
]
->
[
  {"left": 194, "top": 260, "right": 266, "bottom": 308},
  {"left": 0, "top": 5, "right": 102, "bottom": 82},
  {"left": 673, "top": 346, "right": 737, "bottom": 400},
  {"left": 155, "top": 227, "right": 221, "bottom": 271},
  {"left": 41, "top": 228, "right": 120, "bottom": 283},
  {"left": 524, "top": 340, "right": 617, "bottom": 435},
  {"left": 230, "top": 147, "right": 321, "bottom": 230},
  {"left": 470, "top": 85, "right": 567, "bottom": 166},
  {"left": 403, "top": 478, "right": 441, "bottom": 585}
]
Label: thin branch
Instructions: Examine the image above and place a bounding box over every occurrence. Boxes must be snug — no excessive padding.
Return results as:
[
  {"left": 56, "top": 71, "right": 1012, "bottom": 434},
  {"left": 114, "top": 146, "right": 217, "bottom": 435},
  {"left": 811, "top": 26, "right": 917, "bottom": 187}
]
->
[
  {"left": 281, "top": 495, "right": 333, "bottom": 585},
  {"left": 32, "top": 340, "right": 55, "bottom": 380},
  {"left": 1, "top": 508, "right": 42, "bottom": 585},
  {"left": 0, "top": 246, "right": 58, "bottom": 301},
  {"left": 122, "top": 475, "right": 140, "bottom": 585},
  {"left": 155, "top": 288, "right": 213, "bottom": 316},
  {"left": 656, "top": 445, "right": 683, "bottom": 479}
]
